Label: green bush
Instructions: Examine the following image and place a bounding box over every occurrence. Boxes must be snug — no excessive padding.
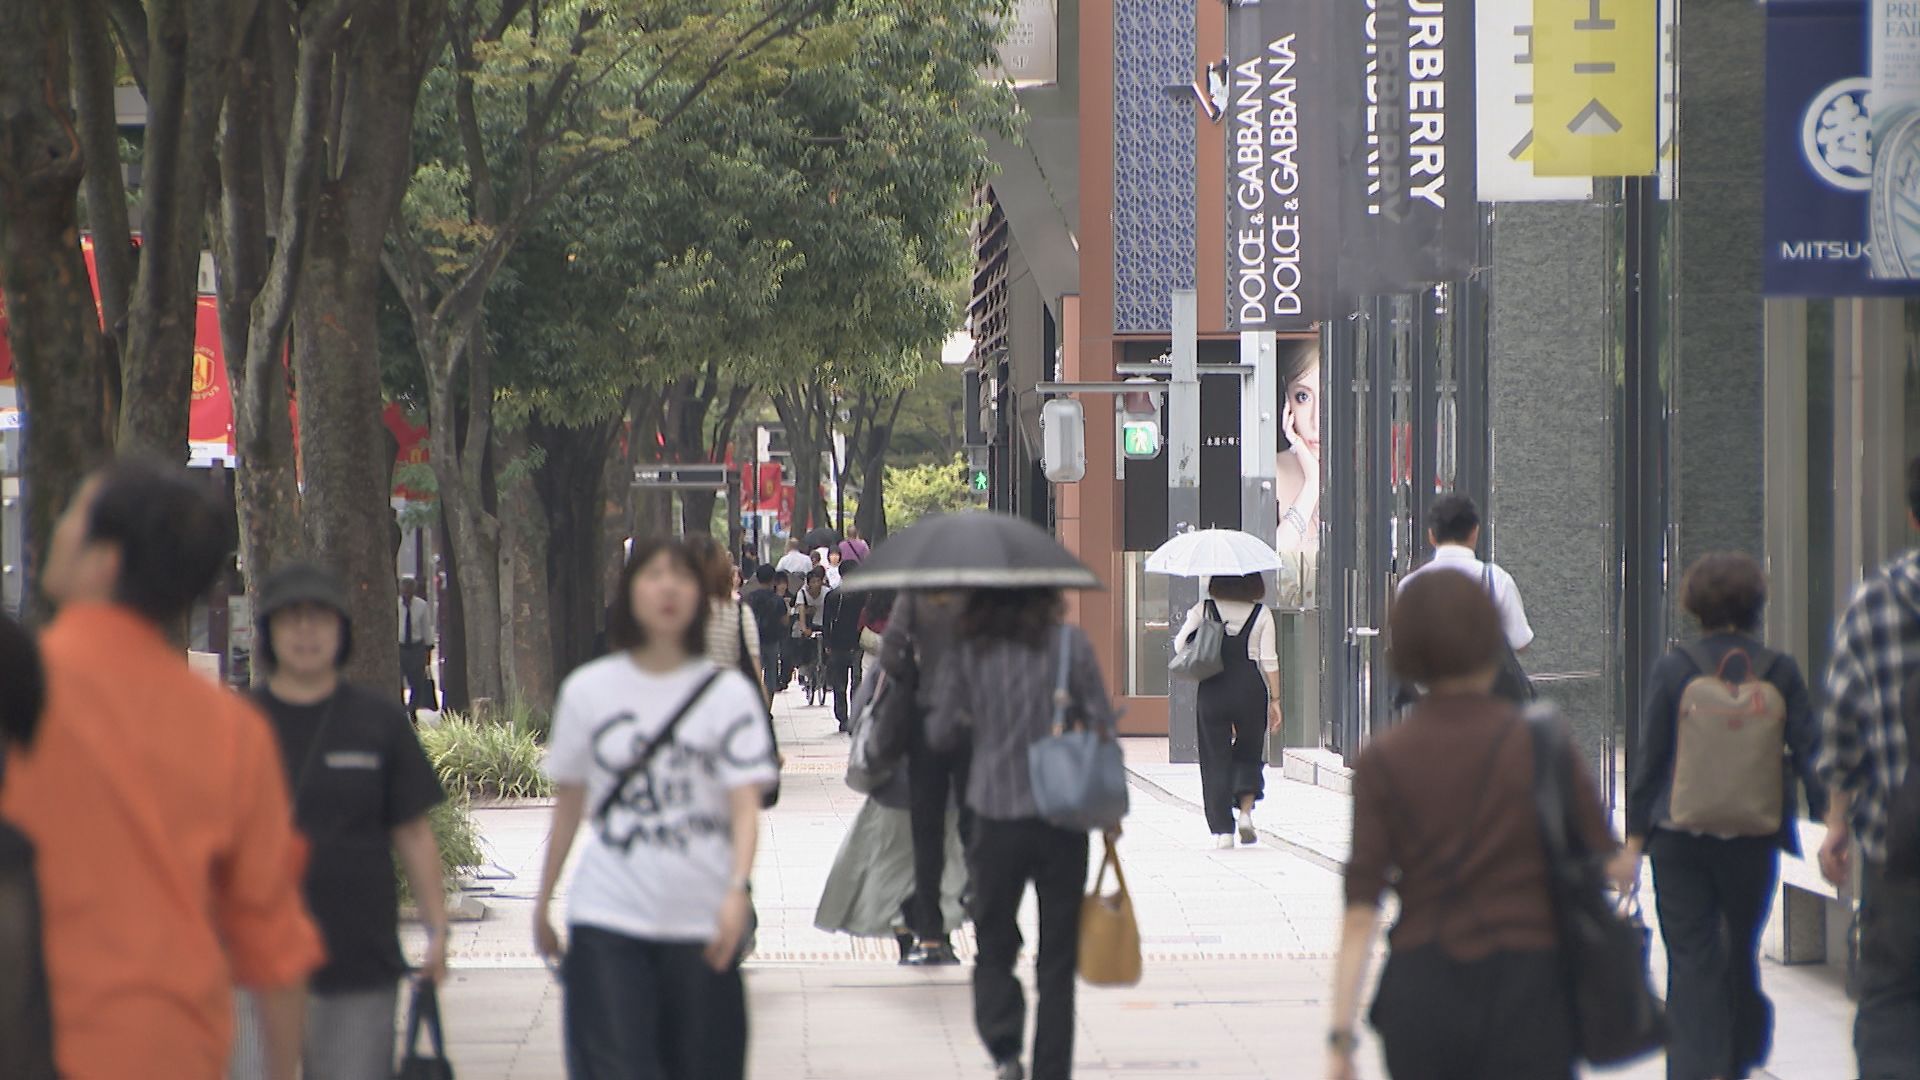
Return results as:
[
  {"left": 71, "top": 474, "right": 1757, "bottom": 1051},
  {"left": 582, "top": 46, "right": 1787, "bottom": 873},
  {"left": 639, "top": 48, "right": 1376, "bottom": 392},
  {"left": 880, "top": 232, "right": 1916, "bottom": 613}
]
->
[
  {"left": 422, "top": 709, "right": 553, "bottom": 801},
  {"left": 397, "top": 793, "right": 483, "bottom": 906}
]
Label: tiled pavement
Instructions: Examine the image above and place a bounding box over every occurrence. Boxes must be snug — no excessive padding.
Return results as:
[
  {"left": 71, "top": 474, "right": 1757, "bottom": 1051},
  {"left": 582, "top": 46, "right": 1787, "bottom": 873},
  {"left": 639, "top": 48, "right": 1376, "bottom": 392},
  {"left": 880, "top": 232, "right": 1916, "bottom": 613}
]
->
[{"left": 407, "top": 690, "right": 1860, "bottom": 1079}]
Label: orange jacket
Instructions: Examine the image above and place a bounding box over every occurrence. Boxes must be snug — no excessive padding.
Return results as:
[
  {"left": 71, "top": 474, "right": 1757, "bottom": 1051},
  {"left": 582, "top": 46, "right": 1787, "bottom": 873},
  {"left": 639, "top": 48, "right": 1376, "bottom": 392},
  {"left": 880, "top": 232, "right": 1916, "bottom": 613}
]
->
[{"left": 0, "top": 604, "right": 324, "bottom": 1080}]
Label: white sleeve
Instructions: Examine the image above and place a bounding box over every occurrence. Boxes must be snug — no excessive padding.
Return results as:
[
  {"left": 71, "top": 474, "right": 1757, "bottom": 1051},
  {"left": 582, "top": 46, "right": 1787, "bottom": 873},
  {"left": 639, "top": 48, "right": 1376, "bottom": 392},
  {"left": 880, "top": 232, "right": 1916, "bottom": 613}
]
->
[
  {"left": 1175, "top": 601, "right": 1203, "bottom": 645},
  {"left": 739, "top": 605, "right": 761, "bottom": 666},
  {"left": 1253, "top": 607, "right": 1280, "bottom": 673},
  {"left": 1498, "top": 568, "right": 1535, "bottom": 650},
  {"left": 544, "top": 672, "right": 595, "bottom": 785}
]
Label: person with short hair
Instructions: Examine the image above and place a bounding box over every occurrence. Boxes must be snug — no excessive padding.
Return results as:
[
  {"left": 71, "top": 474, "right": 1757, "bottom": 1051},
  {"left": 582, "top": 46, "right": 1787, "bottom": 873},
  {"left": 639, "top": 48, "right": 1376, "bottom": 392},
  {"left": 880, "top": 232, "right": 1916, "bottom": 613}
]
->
[
  {"left": 820, "top": 565, "right": 866, "bottom": 729},
  {"left": 1818, "top": 453, "right": 1920, "bottom": 1076},
  {"left": 1399, "top": 493, "right": 1532, "bottom": 652},
  {"left": 1173, "top": 572, "right": 1281, "bottom": 848},
  {"left": 775, "top": 537, "right": 813, "bottom": 583},
  {"left": 236, "top": 563, "right": 449, "bottom": 1080},
  {"left": 1328, "top": 570, "right": 1633, "bottom": 1080},
  {"left": 1623, "top": 552, "right": 1825, "bottom": 1080},
  {"left": 398, "top": 575, "right": 435, "bottom": 719},
  {"left": 839, "top": 524, "right": 871, "bottom": 563},
  {"left": 0, "top": 463, "right": 324, "bottom": 1080},
  {"left": 534, "top": 538, "right": 778, "bottom": 1079},
  {"left": 743, "top": 564, "right": 791, "bottom": 699}
]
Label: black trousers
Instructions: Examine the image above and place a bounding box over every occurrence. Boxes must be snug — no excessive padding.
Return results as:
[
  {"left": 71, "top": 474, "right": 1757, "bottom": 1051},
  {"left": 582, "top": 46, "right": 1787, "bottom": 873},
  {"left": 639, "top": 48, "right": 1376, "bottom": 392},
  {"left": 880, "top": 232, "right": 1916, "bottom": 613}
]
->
[
  {"left": 399, "top": 643, "right": 434, "bottom": 714},
  {"left": 907, "top": 720, "right": 973, "bottom": 942},
  {"left": 826, "top": 647, "right": 862, "bottom": 724},
  {"left": 1857, "top": 859, "right": 1920, "bottom": 1079},
  {"left": 1648, "top": 832, "right": 1778, "bottom": 1080},
  {"left": 969, "top": 818, "right": 1088, "bottom": 1080},
  {"left": 1195, "top": 708, "right": 1266, "bottom": 835},
  {"left": 1369, "top": 946, "right": 1574, "bottom": 1080},
  {"left": 562, "top": 924, "right": 746, "bottom": 1080}
]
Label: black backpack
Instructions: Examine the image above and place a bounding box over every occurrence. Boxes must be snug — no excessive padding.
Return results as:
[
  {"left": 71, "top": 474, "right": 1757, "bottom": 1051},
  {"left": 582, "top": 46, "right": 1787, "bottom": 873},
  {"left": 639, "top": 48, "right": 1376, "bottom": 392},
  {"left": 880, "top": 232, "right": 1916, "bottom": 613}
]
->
[
  {"left": 1887, "top": 673, "right": 1920, "bottom": 879},
  {"left": 0, "top": 746, "right": 57, "bottom": 1080}
]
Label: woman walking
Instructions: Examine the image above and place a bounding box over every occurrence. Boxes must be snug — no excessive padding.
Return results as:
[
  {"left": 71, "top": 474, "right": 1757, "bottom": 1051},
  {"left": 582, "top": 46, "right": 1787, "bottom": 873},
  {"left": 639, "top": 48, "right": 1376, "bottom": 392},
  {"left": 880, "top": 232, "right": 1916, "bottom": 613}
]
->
[
  {"left": 534, "top": 538, "right": 779, "bottom": 1080},
  {"left": 687, "top": 536, "right": 762, "bottom": 689},
  {"left": 1174, "top": 572, "right": 1281, "bottom": 848},
  {"left": 1328, "top": 570, "right": 1635, "bottom": 1080},
  {"left": 1624, "top": 552, "right": 1826, "bottom": 1080},
  {"left": 929, "top": 588, "right": 1121, "bottom": 1080}
]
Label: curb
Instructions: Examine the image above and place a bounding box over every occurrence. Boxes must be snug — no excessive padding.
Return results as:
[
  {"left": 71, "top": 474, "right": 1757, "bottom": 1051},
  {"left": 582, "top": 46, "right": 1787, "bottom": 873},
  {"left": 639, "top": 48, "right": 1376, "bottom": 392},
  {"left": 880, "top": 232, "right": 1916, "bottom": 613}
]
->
[{"left": 1123, "top": 766, "right": 1348, "bottom": 876}]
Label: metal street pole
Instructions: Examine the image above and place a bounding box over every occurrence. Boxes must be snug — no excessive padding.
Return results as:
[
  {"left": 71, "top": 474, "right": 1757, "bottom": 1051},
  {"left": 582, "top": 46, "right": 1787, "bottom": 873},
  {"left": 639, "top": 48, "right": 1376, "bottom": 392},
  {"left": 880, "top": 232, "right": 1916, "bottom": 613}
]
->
[
  {"left": 1168, "top": 289, "right": 1201, "bottom": 763},
  {"left": 1241, "top": 330, "right": 1281, "bottom": 750}
]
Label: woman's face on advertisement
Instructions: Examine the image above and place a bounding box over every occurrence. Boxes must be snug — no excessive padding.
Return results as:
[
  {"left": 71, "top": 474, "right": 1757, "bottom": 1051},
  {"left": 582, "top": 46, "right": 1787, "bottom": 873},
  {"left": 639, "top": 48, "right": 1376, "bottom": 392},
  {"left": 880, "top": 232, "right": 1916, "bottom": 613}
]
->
[{"left": 1287, "top": 361, "right": 1321, "bottom": 451}]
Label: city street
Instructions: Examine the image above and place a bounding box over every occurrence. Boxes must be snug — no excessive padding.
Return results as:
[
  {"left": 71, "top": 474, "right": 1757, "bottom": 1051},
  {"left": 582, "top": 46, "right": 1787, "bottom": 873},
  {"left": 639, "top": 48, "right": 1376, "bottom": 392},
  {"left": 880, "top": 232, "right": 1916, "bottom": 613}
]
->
[{"left": 412, "top": 688, "right": 1858, "bottom": 1080}]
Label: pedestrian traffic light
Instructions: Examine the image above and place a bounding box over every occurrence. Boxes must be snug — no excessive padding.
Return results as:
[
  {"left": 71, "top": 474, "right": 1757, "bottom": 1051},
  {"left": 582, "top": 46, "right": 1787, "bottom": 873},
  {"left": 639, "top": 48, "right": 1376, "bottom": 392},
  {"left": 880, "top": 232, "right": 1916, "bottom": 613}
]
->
[
  {"left": 969, "top": 467, "right": 990, "bottom": 494},
  {"left": 1040, "top": 399, "right": 1086, "bottom": 483},
  {"left": 1120, "top": 379, "right": 1162, "bottom": 461}
]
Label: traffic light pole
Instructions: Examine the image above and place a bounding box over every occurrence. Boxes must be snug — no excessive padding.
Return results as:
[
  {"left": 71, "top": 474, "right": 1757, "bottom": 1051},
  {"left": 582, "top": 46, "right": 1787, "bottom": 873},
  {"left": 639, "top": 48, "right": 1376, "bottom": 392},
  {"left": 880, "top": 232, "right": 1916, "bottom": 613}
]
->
[{"left": 1167, "top": 289, "right": 1201, "bottom": 763}]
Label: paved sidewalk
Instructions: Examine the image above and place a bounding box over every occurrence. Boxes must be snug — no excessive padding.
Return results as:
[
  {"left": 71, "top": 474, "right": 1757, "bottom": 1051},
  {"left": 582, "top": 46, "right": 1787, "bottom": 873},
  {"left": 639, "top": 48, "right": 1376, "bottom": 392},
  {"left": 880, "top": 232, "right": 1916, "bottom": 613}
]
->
[{"left": 407, "top": 690, "right": 1859, "bottom": 1079}]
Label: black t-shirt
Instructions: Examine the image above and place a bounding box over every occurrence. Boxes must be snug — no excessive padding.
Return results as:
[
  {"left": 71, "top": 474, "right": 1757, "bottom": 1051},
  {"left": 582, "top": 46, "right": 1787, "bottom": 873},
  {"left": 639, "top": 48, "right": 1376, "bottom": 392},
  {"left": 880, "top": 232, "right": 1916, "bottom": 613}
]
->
[{"left": 256, "top": 683, "right": 444, "bottom": 992}]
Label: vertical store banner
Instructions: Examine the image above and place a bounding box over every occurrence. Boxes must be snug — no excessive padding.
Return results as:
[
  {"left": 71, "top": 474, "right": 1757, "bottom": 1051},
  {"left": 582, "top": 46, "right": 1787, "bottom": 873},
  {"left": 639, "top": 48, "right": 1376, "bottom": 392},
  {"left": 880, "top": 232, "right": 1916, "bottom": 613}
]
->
[
  {"left": 1335, "top": 0, "right": 1478, "bottom": 295},
  {"left": 1532, "top": 0, "right": 1658, "bottom": 177},
  {"left": 1871, "top": 0, "right": 1920, "bottom": 277},
  {"left": 1224, "top": 0, "right": 1340, "bottom": 330},
  {"left": 1476, "top": 0, "right": 1595, "bottom": 201},
  {"left": 1766, "top": 1, "right": 1914, "bottom": 295}
]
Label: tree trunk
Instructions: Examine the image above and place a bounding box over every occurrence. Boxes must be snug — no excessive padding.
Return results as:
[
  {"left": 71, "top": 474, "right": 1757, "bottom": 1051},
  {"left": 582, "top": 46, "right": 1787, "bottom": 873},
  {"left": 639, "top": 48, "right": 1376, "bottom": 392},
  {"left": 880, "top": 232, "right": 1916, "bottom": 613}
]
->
[
  {"left": 436, "top": 512, "right": 471, "bottom": 712},
  {"left": 423, "top": 340, "right": 505, "bottom": 704},
  {"left": 680, "top": 489, "right": 719, "bottom": 538},
  {"left": 495, "top": 423, "right": 554, "bottom": 709},
  {"left": 291, "top": 0, "right": 444, "bottom": 695},
  {"left": 537, "top": 415, "right": 619, "bottom": 676},
  {"left": 0, "top": 0, "right": 115, "bottom": 619}
]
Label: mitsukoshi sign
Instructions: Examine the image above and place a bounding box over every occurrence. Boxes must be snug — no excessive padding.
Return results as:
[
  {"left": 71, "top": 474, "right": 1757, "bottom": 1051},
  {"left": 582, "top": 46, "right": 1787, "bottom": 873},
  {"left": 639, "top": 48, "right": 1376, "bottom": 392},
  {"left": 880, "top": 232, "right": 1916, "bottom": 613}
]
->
[{"left": 1225, "top": 0, "right": 1340, "bottom": 331}]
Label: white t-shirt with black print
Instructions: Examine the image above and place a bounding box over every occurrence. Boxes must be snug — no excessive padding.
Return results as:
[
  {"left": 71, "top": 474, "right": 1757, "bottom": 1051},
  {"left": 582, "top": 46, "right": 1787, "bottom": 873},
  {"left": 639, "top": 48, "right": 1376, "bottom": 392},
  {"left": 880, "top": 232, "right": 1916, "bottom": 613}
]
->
[{"left": 545, "top": 656, "right": 778, "bottom": 943}]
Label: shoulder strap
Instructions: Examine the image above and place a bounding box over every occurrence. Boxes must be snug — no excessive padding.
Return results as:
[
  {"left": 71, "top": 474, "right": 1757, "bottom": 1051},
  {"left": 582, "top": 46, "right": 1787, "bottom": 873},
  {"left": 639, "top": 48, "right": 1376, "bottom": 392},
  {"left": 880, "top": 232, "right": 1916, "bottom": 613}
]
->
[
  {"left": 1674, "top": 640, "right": 1716, "bottom": 677},
  {"left": 593, "top": 669, "right": 724, "bottom": 826},
  {"left": 1051, "top": 623, "right": 1074, "bottom": 733},
  {"left": 1203, "top": 598, "right": 1223, "bottom": 623}
]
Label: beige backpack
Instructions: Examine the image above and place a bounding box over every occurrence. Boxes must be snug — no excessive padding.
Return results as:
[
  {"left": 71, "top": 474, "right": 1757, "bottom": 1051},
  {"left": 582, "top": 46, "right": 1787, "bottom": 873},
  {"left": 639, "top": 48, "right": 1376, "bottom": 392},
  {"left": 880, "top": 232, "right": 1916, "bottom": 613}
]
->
[{"left": 1667, "top": 643, "right": 1787, "bottom": 837}]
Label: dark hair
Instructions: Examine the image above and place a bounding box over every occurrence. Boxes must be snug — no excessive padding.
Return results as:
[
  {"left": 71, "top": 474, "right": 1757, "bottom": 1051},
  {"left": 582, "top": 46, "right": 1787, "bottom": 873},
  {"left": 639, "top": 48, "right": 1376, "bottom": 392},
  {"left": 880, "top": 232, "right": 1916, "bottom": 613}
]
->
[
  {"left": 806, "top": 566, "right": 826, "bottom": 583},
  {"left": 1681, "top": 552, "right": 1768, "bottom": 633},
  {"left": 1388, "top": 570, "right": 1504, "bottom": 686},
  {"left": 960, "top": 588, "right": 1064, "bottom": 650},
  {"left": 682, "top": 535, "right": 734, "bottom": 600},
  {"left": 755, "top": 564, "right": 776, "bottom": 585},
  {"left": 85, "top": 461, "right": 234, "bottom": 625},
  {"left": 1209, "top": 572, "right": 1266, "bottom": 604},
  {"left": 1909, "top": 454, "right": 1920, "bottom": 524},
  {"left": 1427, "top": 493, "right": 1481, "bottom": 546},
  {"left": 0, "top": 612, "right": 45, "bottom": 749},
  {"left": 606, "top": 538, "right": 710, "bottom": 654},
  {"left": 864, "top": 589, "right": 897, "bottom": 624}
]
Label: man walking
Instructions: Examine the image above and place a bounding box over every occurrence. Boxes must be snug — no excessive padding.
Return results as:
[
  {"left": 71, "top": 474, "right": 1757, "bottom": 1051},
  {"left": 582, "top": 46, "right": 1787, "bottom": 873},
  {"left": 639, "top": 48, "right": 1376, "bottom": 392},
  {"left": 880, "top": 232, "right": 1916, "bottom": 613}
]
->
[
  {"left": 821, "top": 573, "right": 866, "bottom": 730},
  {"left": 880, "top": 590, "right": 972, "bottom": 965},
  {"left": 839, "top": 524, "right": 871, "bottom": 563},
  {"left": 0, "top": 463, "right": 323, "bottom": 1080},
  {"left": 1819, "top": 453, "right": 1920, "bottom": 1077},
  {"left": 743, "top": 564, "right": 791, "bottom": 698},
  {"left": 243, "top": 563, "right": 449, "bottom": 1080},
  {"left": 776, "top": 536, "right": 814, "bottom": 584},
  {"left": 398, "top": 575, "right": 435, "bottom": 718},
  {"left": 1398, "top": 494, "right": 1533, "bottom": 652}
]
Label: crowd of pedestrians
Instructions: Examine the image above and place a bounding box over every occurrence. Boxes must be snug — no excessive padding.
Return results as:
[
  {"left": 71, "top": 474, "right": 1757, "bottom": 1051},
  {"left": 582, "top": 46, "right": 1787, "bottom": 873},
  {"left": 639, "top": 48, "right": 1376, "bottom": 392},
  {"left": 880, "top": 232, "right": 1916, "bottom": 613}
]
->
[{"left": 5, "top": 456, "right": 1920, "bottom": 1080}]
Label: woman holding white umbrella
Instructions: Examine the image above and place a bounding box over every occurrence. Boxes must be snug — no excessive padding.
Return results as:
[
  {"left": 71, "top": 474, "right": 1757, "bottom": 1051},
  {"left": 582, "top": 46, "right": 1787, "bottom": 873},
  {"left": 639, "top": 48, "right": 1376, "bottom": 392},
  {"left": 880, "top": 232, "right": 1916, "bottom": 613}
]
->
[{"left": 1157, "top": 530, "right": 1285, "bottom": 849}]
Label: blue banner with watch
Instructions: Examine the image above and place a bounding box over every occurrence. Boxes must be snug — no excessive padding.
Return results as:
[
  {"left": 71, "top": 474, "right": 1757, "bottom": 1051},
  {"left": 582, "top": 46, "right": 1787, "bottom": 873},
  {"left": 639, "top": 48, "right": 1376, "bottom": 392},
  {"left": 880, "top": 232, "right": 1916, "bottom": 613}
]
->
[{"left": 1765, "top": 0, "right": 1920, "bottom": 295}]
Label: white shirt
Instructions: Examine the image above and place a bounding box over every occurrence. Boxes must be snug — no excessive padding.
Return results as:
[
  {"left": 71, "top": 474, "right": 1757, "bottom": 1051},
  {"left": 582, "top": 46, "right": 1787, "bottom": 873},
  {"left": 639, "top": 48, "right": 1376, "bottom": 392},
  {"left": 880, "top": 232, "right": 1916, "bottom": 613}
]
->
[
  {"left": 775, "top": 551, "right": 813, "bottom": 577},
  {"left": 545, "top": 657, "right": 778, "bottom": 943},
  {"left": 1176, "top": 599, "right": 1279, "bottom": 673},
  {"left": 1398, "top": 545, "right": 1535, "bottom": 650},
  {"left": 824, "top": 565, "right": 842, "bottom": 589},
  {"left": 398, "top": 596, "right": 432, "bottom": 646}
]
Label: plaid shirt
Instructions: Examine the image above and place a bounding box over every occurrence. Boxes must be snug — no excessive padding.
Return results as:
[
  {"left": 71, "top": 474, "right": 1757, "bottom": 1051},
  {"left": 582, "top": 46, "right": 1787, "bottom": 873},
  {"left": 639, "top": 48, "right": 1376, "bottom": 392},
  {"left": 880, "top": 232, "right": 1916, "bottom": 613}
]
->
[{"left": 1818, "top": 550, "right": 1920, "bottom": 865}]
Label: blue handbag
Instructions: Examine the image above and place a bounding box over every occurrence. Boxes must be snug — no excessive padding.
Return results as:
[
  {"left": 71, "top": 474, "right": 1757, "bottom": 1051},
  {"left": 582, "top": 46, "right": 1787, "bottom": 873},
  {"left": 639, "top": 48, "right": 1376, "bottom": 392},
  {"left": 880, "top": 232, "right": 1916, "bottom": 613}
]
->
[{"left": 1028, "top": 625, "right": 1129, "bottom": 832}]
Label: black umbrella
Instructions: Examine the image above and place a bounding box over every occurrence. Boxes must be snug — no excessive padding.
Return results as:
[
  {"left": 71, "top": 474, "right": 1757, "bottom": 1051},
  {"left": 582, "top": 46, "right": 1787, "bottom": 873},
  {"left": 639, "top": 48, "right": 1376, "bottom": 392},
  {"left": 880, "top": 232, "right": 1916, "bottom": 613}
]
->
[
  {"left": 800, "top": 526, "right": 843, "bottom": 552},
  {"left": 837, "top": 511, "right": 1102, "bottom": 592}
]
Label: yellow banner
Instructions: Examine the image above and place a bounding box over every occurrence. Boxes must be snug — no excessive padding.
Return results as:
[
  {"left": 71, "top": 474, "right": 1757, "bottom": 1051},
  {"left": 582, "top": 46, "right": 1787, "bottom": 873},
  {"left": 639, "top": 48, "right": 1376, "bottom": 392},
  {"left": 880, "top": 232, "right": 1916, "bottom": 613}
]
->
[{"left": 1532, "top": 0, "right": 1659, "bottom": 176}]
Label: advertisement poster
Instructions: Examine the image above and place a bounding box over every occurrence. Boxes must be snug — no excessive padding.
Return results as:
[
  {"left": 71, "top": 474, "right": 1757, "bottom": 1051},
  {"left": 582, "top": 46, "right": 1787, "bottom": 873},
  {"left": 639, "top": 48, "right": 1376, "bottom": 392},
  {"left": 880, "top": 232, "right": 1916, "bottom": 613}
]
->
[
  {"left": 1224, "top": 0, "right": 1341, "bottom": 330},
  {"left": 1475, "top": 0, "right": 1595, "bottom": 201},
  {"left": 1334, "top": 0, "right": 1479, "bottom": 296},
  {"left": 1272, "top": 338, "right": 1320, "bottom": 607},
  {"left": 1766, "top": 0, "right": 1918, "bottom": 295},
  {"left": 1530, "top": 0, "right": 1659, "bottom": 177},
  {"left": 1871, "top": 0, "right": 1920, "bottom": 277}
]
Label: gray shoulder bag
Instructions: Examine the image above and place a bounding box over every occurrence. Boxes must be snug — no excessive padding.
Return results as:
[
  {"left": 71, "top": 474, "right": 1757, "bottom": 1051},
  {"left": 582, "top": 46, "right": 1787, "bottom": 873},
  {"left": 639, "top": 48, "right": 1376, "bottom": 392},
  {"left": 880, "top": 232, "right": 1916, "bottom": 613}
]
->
[
  {"left": 1169, "top": 599, "right": 1226, "bottom": 682},
  {"left": 1028, "top": 625, "right": 1130, "bottom": 831}
]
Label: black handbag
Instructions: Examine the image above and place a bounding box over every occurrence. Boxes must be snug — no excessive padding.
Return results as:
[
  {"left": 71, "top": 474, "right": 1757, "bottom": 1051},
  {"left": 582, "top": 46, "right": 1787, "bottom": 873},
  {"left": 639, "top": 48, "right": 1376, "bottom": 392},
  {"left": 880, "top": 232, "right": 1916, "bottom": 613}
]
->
[
  {"left": 1528, "top": 707, "right": 1666, "bottom": 1066},
  {"left": 1482, "top": 565, "right": 1535, "bottom": 704},
  {"left": 396, "top": 980, "right": 454, "bottom": 1080}
]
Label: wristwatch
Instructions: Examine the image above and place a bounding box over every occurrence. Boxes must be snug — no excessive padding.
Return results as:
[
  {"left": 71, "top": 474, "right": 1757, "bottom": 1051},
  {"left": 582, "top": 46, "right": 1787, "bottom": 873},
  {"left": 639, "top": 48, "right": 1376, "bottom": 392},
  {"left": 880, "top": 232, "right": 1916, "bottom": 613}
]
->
[{"left": 1328, "top": 1030, "right": 1359, "bottom": 1055}]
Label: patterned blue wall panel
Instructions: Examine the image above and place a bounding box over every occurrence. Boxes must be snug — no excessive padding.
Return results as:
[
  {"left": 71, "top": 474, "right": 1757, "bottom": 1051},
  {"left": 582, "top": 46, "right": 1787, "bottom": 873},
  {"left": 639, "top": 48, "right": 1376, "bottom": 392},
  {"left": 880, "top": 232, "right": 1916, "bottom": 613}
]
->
[{"left": 1112, "top": 1, "right": 1197, "bottom": 334}]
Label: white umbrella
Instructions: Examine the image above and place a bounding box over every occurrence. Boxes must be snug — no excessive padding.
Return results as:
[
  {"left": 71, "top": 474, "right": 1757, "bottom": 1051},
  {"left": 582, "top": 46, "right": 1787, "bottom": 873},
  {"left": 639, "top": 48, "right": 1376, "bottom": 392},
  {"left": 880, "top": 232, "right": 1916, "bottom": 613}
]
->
[{"left": 1144, "top": 528, "right": 1283, "bottom": 577}]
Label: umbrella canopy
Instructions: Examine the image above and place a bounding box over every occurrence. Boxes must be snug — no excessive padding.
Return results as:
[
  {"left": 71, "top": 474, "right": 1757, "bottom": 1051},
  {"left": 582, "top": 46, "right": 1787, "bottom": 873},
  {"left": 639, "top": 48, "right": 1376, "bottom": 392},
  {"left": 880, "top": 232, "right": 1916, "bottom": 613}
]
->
[
  {"left": 838, "top": 511, "right": 1102, "bottom": 592},
  {"left": 1144, "top": 528, "right": 1282, "bottom": 578},
  {"left": 800, "top": 526, "right": 843, "bottom": 552}
]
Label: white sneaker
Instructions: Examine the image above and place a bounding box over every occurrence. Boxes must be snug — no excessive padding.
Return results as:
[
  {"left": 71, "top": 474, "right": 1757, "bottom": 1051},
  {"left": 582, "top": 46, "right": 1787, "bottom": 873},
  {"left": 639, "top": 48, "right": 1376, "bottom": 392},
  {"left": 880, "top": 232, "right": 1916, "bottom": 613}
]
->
[
  {"left": 1214, "top": 834, "right": 1234, "bottom": 850},
  {"left": 1238, "top": 810, "right": 1258, "bottom": 846}
]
